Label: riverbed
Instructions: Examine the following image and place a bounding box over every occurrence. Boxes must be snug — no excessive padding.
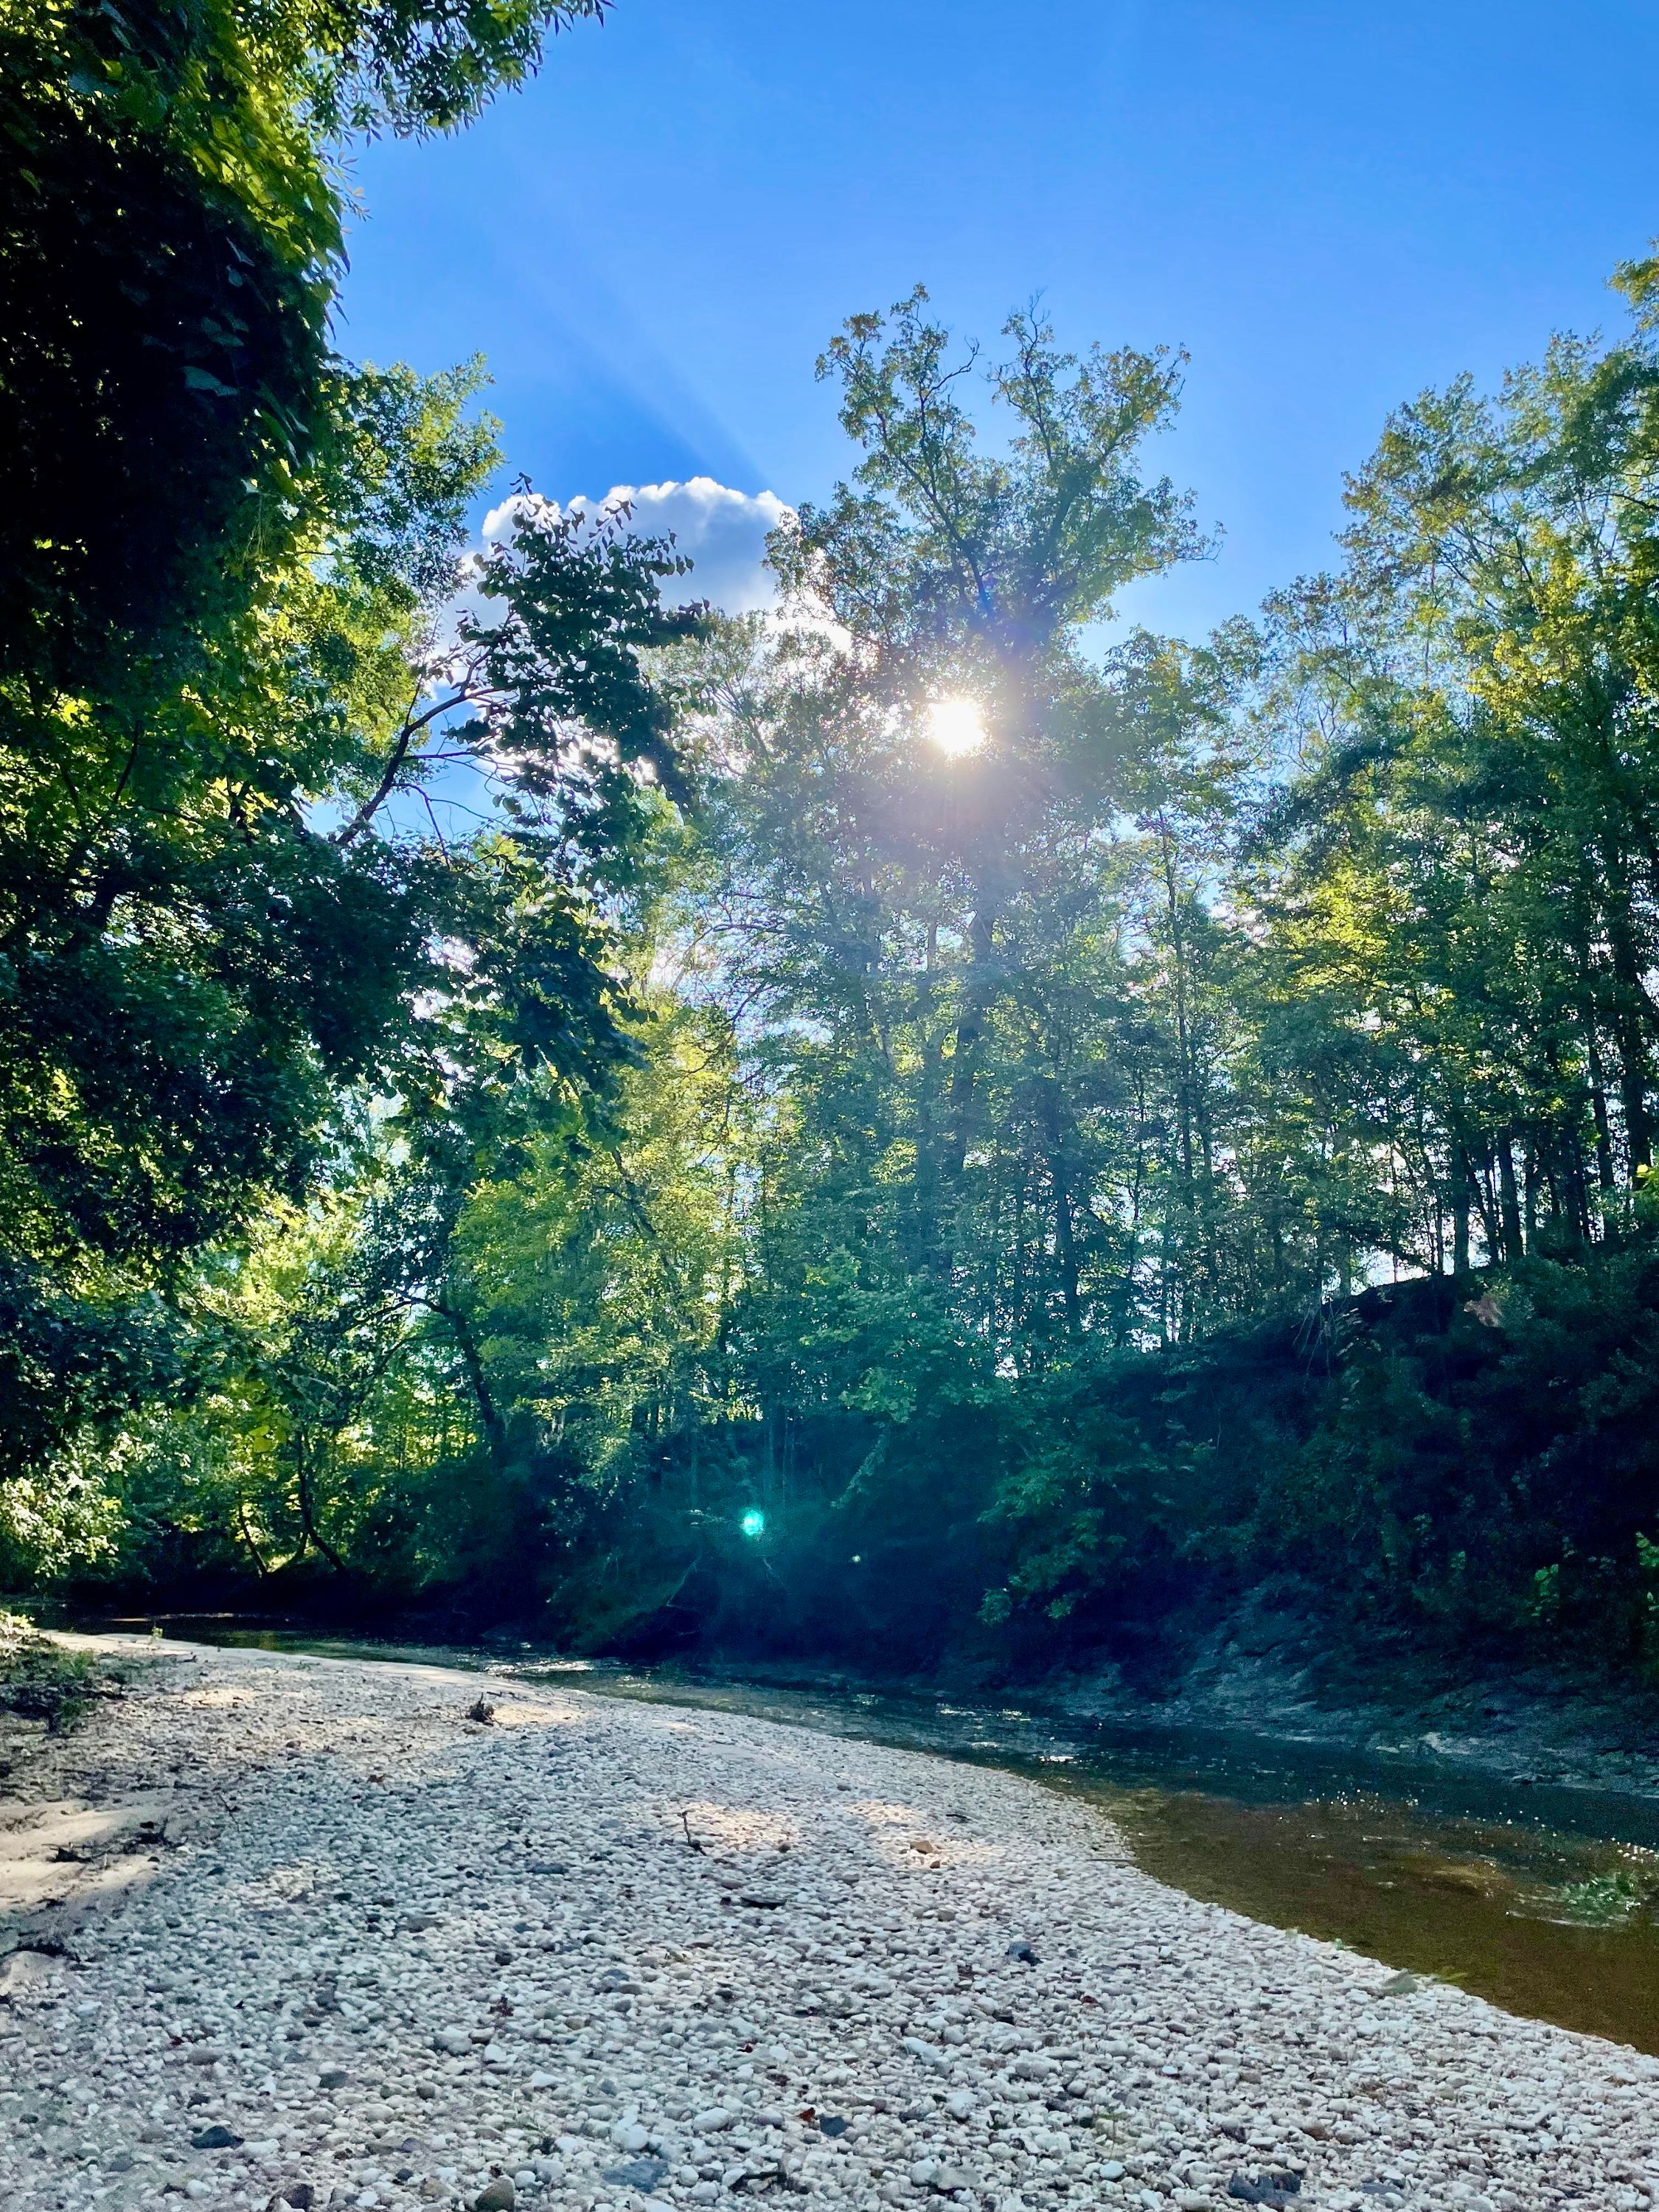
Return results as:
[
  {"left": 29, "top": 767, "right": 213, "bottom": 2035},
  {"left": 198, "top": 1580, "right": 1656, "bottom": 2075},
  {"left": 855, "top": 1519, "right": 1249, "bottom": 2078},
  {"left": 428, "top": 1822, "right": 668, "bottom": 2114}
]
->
[
  {"left": 114, "top": 1620, "right": 1659, "bottom": 2058},
  {"left": 3, "top": 1632, "right": 1655, "bottom": 2212}
]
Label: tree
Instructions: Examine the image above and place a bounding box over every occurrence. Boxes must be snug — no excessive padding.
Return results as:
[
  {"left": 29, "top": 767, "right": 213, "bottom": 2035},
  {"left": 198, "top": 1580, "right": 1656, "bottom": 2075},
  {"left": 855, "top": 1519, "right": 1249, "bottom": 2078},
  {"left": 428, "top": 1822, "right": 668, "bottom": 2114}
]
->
[{"left": 0, "top": 0, "right": 625, "bottom": 1483}]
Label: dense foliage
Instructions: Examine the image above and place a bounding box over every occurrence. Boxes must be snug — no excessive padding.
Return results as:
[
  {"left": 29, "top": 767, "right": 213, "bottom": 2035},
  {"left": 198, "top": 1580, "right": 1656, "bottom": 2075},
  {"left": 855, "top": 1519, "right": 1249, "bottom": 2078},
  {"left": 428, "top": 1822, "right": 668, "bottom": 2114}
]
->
[
  {"left": 12, "top": 88, "right": 1659, "bottom": 1697},
  {"left": 0, "top": 0, "right": 651, "bottom": 1482}
]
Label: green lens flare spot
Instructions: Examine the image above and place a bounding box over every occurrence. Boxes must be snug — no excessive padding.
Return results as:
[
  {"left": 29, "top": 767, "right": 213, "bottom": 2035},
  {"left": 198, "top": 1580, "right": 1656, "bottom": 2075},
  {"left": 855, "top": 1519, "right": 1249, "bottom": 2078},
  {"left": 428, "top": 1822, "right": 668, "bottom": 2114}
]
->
[{"left": 740, "top": 1509, "right": 766, "bottom": 1539}]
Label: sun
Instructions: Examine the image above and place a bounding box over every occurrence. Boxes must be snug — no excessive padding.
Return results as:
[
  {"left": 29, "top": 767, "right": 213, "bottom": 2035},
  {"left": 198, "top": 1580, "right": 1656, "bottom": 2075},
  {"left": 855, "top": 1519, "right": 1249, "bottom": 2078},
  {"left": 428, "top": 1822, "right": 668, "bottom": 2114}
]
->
[{"left": 925, "top": 697, "right": 986, "bottom": 757}]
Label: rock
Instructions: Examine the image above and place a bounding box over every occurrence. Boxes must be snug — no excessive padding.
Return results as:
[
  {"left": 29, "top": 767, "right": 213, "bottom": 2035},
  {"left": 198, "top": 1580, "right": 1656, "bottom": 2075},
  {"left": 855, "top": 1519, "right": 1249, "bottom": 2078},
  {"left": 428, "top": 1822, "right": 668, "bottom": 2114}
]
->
[
  {"left": 611, "top": 2121, "right": 651, "bottom": 2152},
  {"left": 818, "top": 2116, "right": 849, "bottom": 2138},
  {"left": 605, "top": 2156, "right": 672, "bottom": 2191},
  {"left": 1227, "top": 2174, "right": 1301, "bottom": 2207},
  {"left": 1005, "top": 1941, "right": 1039, "bottom": 1965},
  {"left": 739, "top": 1891, "right": 786, "bottom": 1908},
  {"left": 901, "top": 2037, "right": 951, "bottom": 2070},
  {"left": 467, "top": 1699, "right": 497, "bottom": 1725},
  {"left": 474, "top": 2179, "right": 515, "bottom": 2211},
  {"left": 945, "top": 2090, "right": 976, "bottom": 2120},
  {"left": 319, "top": 2068, "right": 350, "bottom": 2088},
  {"left": 190, "top": 2125, "right": 244, "bottom": 2149},
  {"left": 433, "top": 2029, "right": 470, "bottom": 2056},
  {"left": 693, "top": 2107, "right": 733, "bottom": 2132}
]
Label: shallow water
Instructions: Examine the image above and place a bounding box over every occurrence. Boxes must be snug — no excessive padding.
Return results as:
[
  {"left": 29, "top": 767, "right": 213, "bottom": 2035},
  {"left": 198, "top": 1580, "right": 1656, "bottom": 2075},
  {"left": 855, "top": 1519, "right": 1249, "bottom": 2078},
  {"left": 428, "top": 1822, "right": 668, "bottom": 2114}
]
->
[{"left": 75, "top": 1614, "right": 1659, "bottom": 2053}]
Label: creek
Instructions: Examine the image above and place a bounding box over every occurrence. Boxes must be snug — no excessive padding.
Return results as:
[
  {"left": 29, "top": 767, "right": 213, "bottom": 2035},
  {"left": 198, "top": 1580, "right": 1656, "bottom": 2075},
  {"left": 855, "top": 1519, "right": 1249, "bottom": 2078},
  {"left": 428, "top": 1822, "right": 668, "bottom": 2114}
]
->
[{"left": 96, "top": 1617, "right": 1659, "bottom": 2056}]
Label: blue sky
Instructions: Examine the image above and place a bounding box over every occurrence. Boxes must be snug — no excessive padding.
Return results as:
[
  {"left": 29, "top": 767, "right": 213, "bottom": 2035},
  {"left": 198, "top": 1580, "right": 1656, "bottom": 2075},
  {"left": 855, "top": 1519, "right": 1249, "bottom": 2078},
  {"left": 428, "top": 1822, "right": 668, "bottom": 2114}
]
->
[{"left": 338, "top": 0, "right": 1659, "bottom": 640}]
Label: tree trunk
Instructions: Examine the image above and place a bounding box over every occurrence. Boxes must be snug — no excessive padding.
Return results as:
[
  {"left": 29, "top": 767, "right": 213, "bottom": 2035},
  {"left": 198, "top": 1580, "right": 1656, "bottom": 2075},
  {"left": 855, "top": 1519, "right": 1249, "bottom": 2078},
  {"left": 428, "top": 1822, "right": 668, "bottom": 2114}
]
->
[
  {"left": 1498, "top": 1137, "right": 1524, "bottom": 1259},
  {"left": 436, "top": 1295, "right": 508, "bottom": 1470},
  {"left": 942, "top": 904, "right": 997, "bottom": 1183},
  {"left": 1451, "top": 1138, "right": 1471, "bottom": 1276}
]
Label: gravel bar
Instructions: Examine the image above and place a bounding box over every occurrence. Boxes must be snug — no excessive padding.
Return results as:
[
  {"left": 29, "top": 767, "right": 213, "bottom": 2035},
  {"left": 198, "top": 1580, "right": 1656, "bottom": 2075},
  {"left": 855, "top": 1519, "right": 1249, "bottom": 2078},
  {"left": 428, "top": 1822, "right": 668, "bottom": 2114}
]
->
[{"left": 0, "top": 1636, "right": 1649, "bottom": 2212}]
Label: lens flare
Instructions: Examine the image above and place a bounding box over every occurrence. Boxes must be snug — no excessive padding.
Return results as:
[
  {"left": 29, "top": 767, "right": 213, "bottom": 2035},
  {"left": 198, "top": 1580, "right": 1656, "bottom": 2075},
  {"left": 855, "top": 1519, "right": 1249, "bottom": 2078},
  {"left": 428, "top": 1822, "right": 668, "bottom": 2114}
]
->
[{"left": 740, "top": 1508, "right": 766, "bottom": 1539}]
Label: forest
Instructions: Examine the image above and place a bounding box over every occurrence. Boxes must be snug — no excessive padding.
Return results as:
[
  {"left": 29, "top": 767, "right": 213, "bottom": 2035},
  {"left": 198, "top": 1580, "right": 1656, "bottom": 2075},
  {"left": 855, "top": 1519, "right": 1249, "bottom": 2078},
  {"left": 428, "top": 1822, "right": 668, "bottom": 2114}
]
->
[{"left": 9, "top": 0, "right": 1659, "bottom": 1694}]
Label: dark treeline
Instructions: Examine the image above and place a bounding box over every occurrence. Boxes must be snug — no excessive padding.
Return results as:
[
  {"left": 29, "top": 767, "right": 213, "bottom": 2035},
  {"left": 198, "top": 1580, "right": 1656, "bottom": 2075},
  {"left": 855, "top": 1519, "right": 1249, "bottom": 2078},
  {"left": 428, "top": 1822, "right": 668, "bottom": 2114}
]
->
[{"left": 8, "top": 16, "right": 1659, "bottom": 1686}]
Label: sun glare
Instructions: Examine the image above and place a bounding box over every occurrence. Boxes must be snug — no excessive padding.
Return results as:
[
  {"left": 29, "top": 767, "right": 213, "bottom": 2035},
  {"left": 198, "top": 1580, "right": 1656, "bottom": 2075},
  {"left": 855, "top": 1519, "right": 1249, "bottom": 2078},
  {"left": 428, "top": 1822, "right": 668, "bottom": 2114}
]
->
[{"left": 925, "top": 697, "right": 986, "bottom": 757}]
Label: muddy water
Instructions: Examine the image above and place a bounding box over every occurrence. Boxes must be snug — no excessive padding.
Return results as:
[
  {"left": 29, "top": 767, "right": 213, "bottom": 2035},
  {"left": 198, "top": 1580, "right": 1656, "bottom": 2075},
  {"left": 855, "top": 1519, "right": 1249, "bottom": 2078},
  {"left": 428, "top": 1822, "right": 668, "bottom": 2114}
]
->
[{"left": 98, "top": 1619, "right": 1659, "bottom": 2053}]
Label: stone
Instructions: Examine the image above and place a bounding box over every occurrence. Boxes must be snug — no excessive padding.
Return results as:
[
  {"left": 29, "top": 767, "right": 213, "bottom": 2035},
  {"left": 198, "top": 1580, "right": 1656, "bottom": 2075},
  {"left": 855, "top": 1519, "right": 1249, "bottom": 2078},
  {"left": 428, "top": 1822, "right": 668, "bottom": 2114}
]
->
[
  {"left": 605, "top": 2156, "right": 672, "bottom": 2192},
  {"left": 319, "top": 2068, "right": 350, "bottom": 2088},
  {"left": 1227, "top": 2174, "right": 1301, "bottom": 2207},
  {"left": 474, "top": 2179, "right": 515, "bottom": 2211},
  {"left": 694, "top": 2107, "right": 733, "bottom": 2132},
  {"left": 901, "top": 2037, "right": 951, "bottom": 2070},
  {"left": 190, "top": 2124, "right": 244, "bottom": 2149},
  {"left": 433, "top": 2028, "right": 471, "bottom": 2055}
]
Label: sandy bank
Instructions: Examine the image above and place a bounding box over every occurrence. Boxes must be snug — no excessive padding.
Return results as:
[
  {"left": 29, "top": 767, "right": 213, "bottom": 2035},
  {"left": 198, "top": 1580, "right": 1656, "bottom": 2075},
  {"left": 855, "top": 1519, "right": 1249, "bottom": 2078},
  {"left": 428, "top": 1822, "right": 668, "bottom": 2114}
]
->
[{"left": 0, "top": 1636, "right": 1650, "bottom": 2212}]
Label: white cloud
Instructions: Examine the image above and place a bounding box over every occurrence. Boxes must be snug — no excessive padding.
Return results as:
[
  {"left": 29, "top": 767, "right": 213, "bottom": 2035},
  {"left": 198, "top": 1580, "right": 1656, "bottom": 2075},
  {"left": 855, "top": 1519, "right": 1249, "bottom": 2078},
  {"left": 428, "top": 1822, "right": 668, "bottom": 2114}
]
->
[{"left": 481, "top": 477, "right": 793, "bottom": 616}]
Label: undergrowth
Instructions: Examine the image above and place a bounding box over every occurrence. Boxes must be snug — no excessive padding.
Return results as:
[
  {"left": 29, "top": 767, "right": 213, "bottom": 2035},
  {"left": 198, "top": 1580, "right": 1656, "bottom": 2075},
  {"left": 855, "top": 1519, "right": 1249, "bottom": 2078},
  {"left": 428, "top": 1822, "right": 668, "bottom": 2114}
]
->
[{"left": 0, "top": 1610, "right": 116, "bottom": 1731}]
